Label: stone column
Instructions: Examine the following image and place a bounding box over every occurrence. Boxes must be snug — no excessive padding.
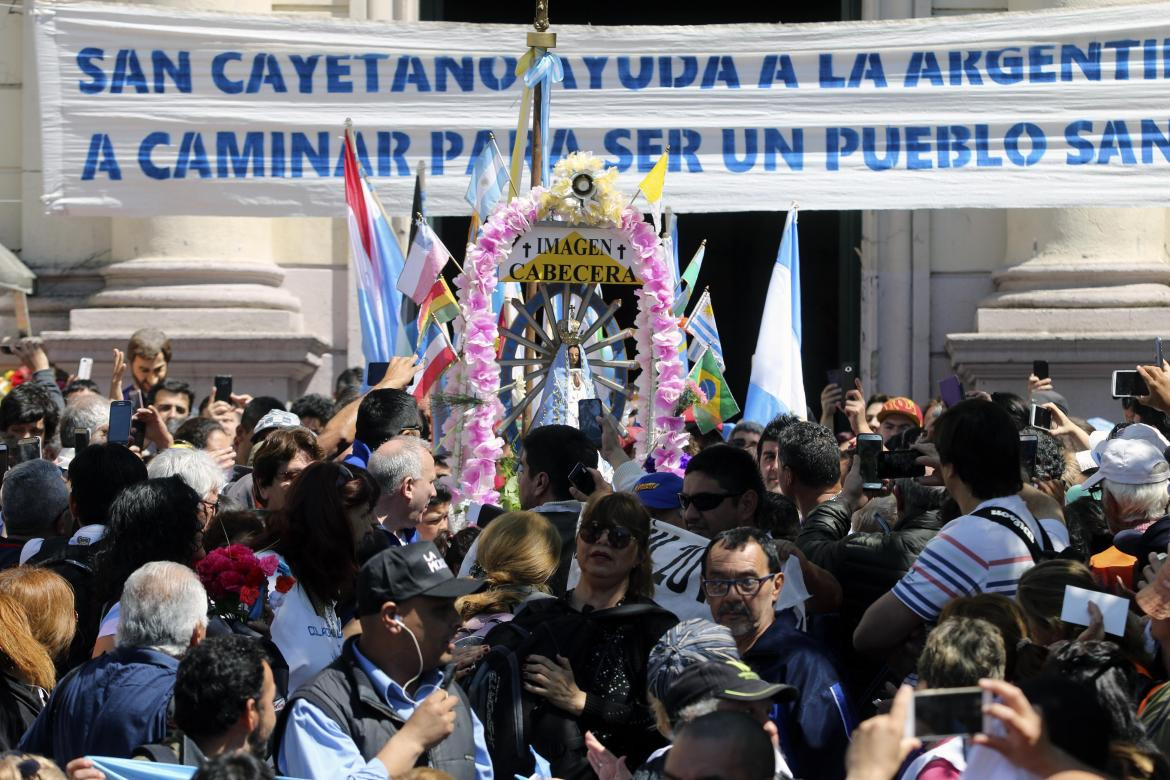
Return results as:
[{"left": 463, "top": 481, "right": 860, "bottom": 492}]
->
[
  {"left": 947, "top": 0, "right": 1170, "bottom": 419},
  {"left": 41, "top": 0, "right": 327, "bottom": 400}
]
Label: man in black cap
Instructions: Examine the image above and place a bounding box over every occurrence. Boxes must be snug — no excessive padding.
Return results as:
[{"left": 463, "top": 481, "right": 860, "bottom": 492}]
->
[
  {"left": 655, "top": 659, "right": 796, "bottom": 779},
  {"left": 276, "top": 542, "right": 492, "bottom": 780}
]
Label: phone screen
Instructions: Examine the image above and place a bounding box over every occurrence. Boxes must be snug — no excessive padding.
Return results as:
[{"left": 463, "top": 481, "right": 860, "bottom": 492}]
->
[
  {"left": 214, "top": 375, "right": 234, "bottom": 403},
  {"left": 15, "top": 437, "right": 40, "bottom": 464},
  {"left": 1113, "top": 370, "right": 1149, "bottom": 399},
  {"left": 1030, "top": 404, "right": 1053, "bottom": 431},
  {"left": 578, "top": 399, "right": 604, "bottom": 448},
  {"left": 878, "top": 450, "right": 926, "bottom": 480},
  {"left": 1033, "top": 360, "right": 1049, "bottom": 380},
  {"left": 857, "top": 434, "right": 883, "bottom": 489},
  {"left": 109, "top": 400, "right": 132, "bottom": 444},
  {"left": 1020, "top": 433, "right": 1039, "bottom": 481},
  {"left": 908, "top": 687, "right": 987, "bottom": 739},
  {"left": 939, "top": 375, "right": 963, "bottom": 408},
  {"left": 366, "top": 363, "right": 389, "bottom": 387}
]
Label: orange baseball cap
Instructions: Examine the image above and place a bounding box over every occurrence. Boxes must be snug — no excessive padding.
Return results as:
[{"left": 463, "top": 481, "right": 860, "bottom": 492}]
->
[{"left": 877, "top": 397, "right": 923, "bottom": 426}]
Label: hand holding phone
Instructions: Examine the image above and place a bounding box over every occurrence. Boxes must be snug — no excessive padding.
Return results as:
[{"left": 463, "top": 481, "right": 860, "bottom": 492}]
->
[
  {"left": 1032, "top": 360, "right": 1049, "bottom": 381},
  {"left": 1029, "top": 404, "right": 1053, "bottom": 431},
  {"left": 214, "top": 375, "right": 234, "bottom": 404},
  {"left": 568, "top": 462, "right": 596, "bottom": 496},
  {"left": 1019, "top": 433, "right": 1039, "bottom": 482},
  {"left": 366, "top": 362, "right": 389, "bottom": 387},
  {"left": 1113, "top": 370, "right": 1149, "bottom": 399}
]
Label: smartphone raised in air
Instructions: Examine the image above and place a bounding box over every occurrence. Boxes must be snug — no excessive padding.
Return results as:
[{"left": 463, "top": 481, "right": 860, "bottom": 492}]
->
[
  {"left": 1112, "top": 370, "right": 1149, "bottom": 399},
  {"left": 77, "top": 357, "right": 93, "bottom": 381},
  {"left": 1029, "top": 404, "right": 1053, "bottom": 431},
  {"left": 108, "top": 400, "right": 132, "bottom": 445},
  {"left": 214, "top": 375, "right": 234, "bottom": 404},
  {"left": 878, "top": 450, "right": 926, "bottom": 480},
  {"left": 1019, "top": 432, "right": 1039, "bottom": 482},
  {"left": 1032, "top": 360, "right": 1049, "bottom": 381},
  {"left": 577, "top": 399, "right": 604, "bottom": 448},
  {"left": 14, "top": 437, "right": 40, "bottom": 465},
  {"left": 826, "top": 363, "right": 856, "bottom": 390},
  {"left": 857, "top": 433, "right": 883, "bottom": 491},
  {"left": 905, "top": 686, "right": 993, "bottom": 740},
  {"left": 365, "top": 363, "right": 389, "bottom": 387},
  {"left": 938, "top": 375, "right": 963, "bottom": 408}
]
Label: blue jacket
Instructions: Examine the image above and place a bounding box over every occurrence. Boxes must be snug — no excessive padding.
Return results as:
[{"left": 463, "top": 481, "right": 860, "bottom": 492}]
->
[
  {"left": 742, "top": 613, "right": 853, "bottom": 780},
  {"left": 20, "top": 646, "right": 178, "bottom": 765}
]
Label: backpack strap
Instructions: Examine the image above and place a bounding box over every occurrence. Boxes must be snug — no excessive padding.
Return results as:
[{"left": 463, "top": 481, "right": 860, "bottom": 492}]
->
[
  {"left": 132, "top": 743, "right": 181, "bottom": 763},
  {"left": 972, "top": 506, "right": 1054, "bottom": 562}
]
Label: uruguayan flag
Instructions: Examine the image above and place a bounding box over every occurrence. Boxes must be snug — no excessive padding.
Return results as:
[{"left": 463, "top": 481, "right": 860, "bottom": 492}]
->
[
  {"left": 465, "top": 138, "right": 510, "bottom": 217},
  {"left": 685, "top": 289, "right": 724, "bottom": 370},
  {"left": 743, "top": 207, "right": 806, "bottom": 422}
]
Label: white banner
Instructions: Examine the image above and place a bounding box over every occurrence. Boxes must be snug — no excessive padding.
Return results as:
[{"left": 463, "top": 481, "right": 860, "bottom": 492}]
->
[{"left": 33, "top": 1, "right": 1170, "bottom": 217}]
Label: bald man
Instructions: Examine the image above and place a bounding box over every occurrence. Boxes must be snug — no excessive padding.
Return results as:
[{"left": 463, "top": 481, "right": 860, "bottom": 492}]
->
[
  {"left": 664, "top": 710, "right": 776, "bottom": 780},
  {"left": 365, "top": 436, "right": 437, "bottom": 548}
]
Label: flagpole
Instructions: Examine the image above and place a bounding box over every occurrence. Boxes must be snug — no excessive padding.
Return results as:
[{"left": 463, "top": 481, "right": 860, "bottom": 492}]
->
[{"left": 522, "top": 1, "right": 556, "bottom": 432}]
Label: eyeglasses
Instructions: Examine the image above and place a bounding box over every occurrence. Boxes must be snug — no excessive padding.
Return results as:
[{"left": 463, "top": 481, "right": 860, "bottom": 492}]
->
[
  {"left": 701, "top": 575, "right": 775, "bottom": 598},
  {"left": 578, "top": 520, "right": 634, "bottom": 550},
  {"left": 677, "top": 491, "right": 741, "bottom": 512}
]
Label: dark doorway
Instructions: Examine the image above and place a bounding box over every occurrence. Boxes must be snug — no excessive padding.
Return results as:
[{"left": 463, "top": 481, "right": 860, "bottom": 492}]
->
[{"left": 425, "top": 2, "right": 861, "bottom": 418}]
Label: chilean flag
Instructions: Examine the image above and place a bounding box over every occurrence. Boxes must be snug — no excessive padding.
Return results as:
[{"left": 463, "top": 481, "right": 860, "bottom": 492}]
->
[
  {"left": 413, "top": 320, "right": 457, "bottom": 400},
  {"left": 343, "top": 128, "right": 410, "bottom": 362}
]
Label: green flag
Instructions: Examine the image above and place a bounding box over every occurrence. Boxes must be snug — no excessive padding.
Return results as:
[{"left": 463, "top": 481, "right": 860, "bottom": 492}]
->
[
  {"left": 687, "top": 347, "right": 739, "bottom": 433},
  {"left": 672, "top": 240, "right": 706, "bottom": 317}
]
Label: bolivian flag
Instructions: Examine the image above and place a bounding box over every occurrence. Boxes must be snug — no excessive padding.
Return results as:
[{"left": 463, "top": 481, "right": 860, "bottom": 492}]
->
[
  {"left": 688, "top": 347, "right": 739, "bottom": 434},
  {"left": 416, "top": 277, "right": 459, "bottom": 333}
]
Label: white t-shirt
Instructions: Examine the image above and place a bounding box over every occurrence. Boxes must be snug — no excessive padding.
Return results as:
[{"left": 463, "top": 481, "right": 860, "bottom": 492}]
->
[
  {"left": 893, "top": 495, "right": 1069, "bottom": 621},
  {"left": 260, "top": 552, "right": 344, "bottom": 693}
]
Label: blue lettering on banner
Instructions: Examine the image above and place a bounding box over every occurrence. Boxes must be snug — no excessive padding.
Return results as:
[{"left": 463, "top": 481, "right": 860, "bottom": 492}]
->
[
  {"left": 211, "top": 51, "right": 244, "bottom": 94},
  {"left": 175, "top": 131, "right": 211, "bottom": 178},
  {"left": 288, "top": 54, "right": 320, "bottom": 94},
  {"left": 139, "top": 131, "right": 171, "bottom": 179},
  {"left": 82, "top": 133, "right": 121, "bottom": 180},
  {"left": 757, "top": 54, "right": 798, "bottom": 88},
  {"left": 604, "top": 129, "right": 633, "bottom": 172},
  {"left": 722, "top": 129, "right": 757, "bottom": 173},
  {"left": 110, "top": 49, "right": 149, "bottom": 93},
  {"left": 307, "top": 626, "right": 341, "bottom": 638}
]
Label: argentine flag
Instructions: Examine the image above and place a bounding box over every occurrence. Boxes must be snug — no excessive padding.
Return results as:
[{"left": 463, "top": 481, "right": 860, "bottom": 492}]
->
[
  {"left": 465, "top": 138, "right": 510, "bottom": 218},
  {"left": 743, "top": 207, "right": 806, "bottom": 423}
]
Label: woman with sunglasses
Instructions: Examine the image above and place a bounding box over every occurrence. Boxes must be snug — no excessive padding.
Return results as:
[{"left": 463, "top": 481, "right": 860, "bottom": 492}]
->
[{"left": 509, "top": 492, "right": 679, "bottom": 779}]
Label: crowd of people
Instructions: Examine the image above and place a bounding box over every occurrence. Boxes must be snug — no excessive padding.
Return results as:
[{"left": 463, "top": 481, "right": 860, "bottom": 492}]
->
[{"left": 3, "top": 326, "right": 1170, "bottom": 780}]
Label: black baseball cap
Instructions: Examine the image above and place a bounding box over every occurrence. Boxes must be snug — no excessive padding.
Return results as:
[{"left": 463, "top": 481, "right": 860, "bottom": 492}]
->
[
  {"left": 661, "top": 659, "right": 797, "bottom": 716},
  {"left": 357, "top": 541, "right": 484, "bottom": 615}
]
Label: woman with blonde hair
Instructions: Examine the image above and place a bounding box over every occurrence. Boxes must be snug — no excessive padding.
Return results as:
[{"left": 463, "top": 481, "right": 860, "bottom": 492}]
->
[
  {"left": 0, "top": 593, "right": 57, "bottom": 748},
  {"left": 0, "top": 568, "right": 76, "bottom": 673},
  {"left": 456, "top": 511, "right": 560, "bottom": 640}
]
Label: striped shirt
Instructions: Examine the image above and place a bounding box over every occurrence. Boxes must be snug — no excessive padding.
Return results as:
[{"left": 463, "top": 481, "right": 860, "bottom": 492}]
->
[{"left": 893, "top": 495, "right": 1069, "bottom": 621}]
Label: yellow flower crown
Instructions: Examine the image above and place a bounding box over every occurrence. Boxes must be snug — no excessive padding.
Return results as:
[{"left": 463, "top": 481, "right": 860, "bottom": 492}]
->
[{"left": 539, "top": 152, "right": 624, "bottom": 227}]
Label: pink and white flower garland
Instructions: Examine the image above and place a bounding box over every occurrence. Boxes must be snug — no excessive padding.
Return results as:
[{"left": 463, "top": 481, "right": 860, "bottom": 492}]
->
[
  {"left": 446, "top": 186, "right": 688, "bottom": 504},
  {"left": 623, "top": 207, "right": 688, "bottom": 475}
]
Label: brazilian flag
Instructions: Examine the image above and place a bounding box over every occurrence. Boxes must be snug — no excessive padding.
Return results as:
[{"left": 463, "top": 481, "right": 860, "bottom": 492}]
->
[{"left": 688, "top": 348, "right": 739, "bottom": 434}]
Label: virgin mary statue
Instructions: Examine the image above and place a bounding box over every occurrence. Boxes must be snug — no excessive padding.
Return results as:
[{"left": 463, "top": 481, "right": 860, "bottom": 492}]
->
[{"left": 531, "top": 314, "right": 596, "bottom": 428}]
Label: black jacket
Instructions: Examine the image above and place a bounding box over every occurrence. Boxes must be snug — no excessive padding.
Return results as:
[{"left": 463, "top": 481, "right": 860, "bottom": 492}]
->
[
  {"left": 797, "top": 498, "right": 943, "bottom": 624},
  {"left": 0, "top": 673, "right": 44, "bottom": 750},
  {"left": 743, "top": 615, "right": 852, "bottom": 780},
  {"left": 504, "top": 594, "right": 678, "bottom": 779}
]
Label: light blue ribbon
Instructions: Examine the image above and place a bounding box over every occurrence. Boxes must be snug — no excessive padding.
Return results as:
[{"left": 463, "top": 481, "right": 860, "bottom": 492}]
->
[{"left": 523, "top": 51, "right": 564, "bottom": 187}]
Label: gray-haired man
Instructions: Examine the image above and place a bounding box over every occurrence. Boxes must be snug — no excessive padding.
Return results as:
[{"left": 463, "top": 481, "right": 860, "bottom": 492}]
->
[{"left": 20, "top": 561, "right": 208, "bottom": 765}]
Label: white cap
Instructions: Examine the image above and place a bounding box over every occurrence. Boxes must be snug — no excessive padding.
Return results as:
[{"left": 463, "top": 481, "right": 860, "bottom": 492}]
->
[
  {"left": 1083, "top": 438, "right": 1170, "bottom": 489},
  {"left": 1115, "top": 422, "right": 1170, "bottom": 454}
]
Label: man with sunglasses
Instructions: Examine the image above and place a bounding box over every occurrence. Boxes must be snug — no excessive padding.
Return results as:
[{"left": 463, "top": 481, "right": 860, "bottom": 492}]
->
[
  {"left": 700, "top": 527, "right": 851, "bottom": 780},
  {"left": 681, "top": 445, "right": 765, "bottom": 538},
  {"left": 516, "top": 423, "right": 600, "bottom": 594}
]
